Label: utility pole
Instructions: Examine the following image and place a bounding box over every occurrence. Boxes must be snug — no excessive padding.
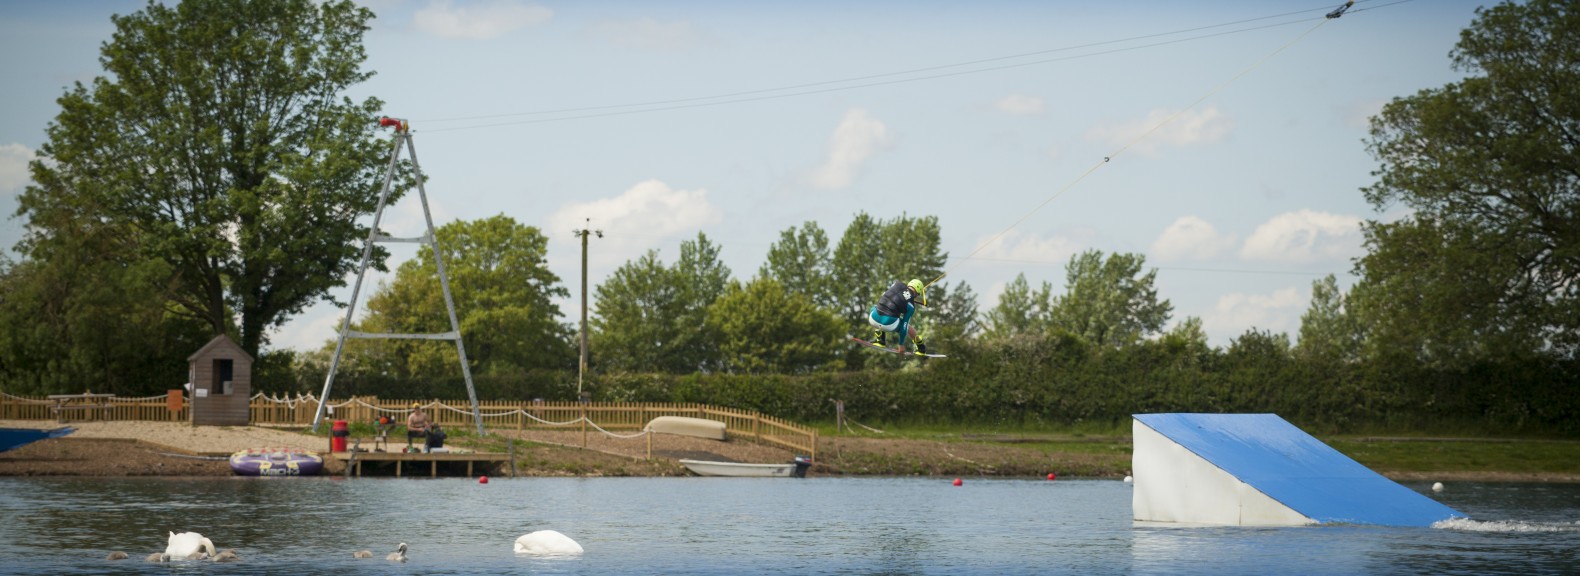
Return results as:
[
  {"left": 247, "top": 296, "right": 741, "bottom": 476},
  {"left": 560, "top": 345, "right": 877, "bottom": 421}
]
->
[{"left": 573, "top": 219, "right": 602, "bottom": 401}]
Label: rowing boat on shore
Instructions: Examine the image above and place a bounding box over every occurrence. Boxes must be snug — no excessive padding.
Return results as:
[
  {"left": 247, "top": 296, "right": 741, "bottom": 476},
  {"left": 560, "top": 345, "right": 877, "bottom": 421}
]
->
[{"left": 679, "top": 456, "right": 812, "bottom": 478}]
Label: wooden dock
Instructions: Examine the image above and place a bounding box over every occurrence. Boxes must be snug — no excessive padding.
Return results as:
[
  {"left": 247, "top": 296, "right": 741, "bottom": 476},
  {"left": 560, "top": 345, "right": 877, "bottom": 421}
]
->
[{"left": 329, "top": 450, "right": 515, "bottom": 478}]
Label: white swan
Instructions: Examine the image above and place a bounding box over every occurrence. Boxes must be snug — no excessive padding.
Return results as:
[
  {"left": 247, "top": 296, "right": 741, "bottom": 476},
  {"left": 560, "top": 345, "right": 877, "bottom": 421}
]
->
[
  {"left": 514, "top": 530, "right": 583, "bottom": 555},
  {"left": 165, "top": 531, "right": 216, "bottom": 560},
  {"left": 387, "top": 542, "right": 408, "bottom": 562}
]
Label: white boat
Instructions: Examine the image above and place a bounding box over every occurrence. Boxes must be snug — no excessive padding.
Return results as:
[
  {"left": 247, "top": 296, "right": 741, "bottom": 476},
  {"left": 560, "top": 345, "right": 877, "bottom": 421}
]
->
[{"left": 680, "top": 456, "right": 812, "bottom": 478}]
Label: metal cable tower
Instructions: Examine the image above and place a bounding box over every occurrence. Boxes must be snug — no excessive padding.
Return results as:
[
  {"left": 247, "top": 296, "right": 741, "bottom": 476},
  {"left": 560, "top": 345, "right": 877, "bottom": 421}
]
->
[{"left": 311, "top": 117, "right": 484, "bottom": 435}]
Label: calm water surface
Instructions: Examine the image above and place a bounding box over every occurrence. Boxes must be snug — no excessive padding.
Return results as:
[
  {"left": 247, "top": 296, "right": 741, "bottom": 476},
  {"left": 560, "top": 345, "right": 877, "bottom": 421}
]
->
[{"left": 1, "top": 476, "right": 1575, "bottom": 575}]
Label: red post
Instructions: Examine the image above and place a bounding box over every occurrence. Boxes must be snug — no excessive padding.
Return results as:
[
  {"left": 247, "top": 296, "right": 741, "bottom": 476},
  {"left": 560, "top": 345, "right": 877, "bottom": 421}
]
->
[{"left": 331, "top": 420, "right": 349, "bottom": 452}]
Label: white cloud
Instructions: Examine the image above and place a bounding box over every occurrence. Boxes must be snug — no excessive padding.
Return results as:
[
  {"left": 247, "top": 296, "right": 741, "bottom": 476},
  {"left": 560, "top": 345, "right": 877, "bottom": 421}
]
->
[
  {"left": 1202, "top": 287, "right": 1303, "bottom": 341},
  {"left": 547, "top": 179, "right": 723, "bottom": 265},
  {"left": 1239, "top": 209, "right": 1363, "bottom": 263},
  {"left": 1, "top": 143, "right": 34, "bottom": 194},
  {"left": 590, "top": 17, "right": 701, "bottom": 51},
  {"left": 414, "top": 0, "right": 552, "bottom": 39},
  {"left": 267, "top": 305, "right": 344, "bottom": 352},
  {"left": 995, "top": 93, "right": 1044, "bottom": 116},
  {"left": 1150, "top": 216, "right": 1236, "bottom": 262},
  {"left": 1084, "top": 105, "right": 1233, "bottom": 154},
  {"left": 809, "top": 108, "right": 891, "bottom": 190},
  {"left": 970, "top": 229, "right": 1082, "bottom": 265}
]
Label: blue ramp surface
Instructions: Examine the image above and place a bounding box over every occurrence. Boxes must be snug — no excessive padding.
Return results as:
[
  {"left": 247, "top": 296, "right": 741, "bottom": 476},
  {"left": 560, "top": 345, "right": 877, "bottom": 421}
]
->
[{"left": 1134, "top": 413, "right": 1462, "bottom": 527}]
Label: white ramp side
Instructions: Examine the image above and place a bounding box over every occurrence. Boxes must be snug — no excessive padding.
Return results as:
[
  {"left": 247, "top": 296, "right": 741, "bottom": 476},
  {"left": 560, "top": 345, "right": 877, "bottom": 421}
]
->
[{"left": 1132, "top": 413, "right": 1463, "bottom": 527}]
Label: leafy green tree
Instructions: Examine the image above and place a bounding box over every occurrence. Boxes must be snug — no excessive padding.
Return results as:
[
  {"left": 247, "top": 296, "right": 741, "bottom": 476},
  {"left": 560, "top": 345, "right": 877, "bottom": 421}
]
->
[
  {"left": 830, "top": 212, "right": 947, "bottom": 328},
  {"left": 916, "top": 281, "right": 981, "bottom": 345},
  {"left": 759, "top": 221, "right": 837, "bottom": 310},
  {"left": 353, "top": 215, "right": 573, "bottom": 378},
  {"left": 981, "top": 273, "right": 1053, "bottom": 340},
  {"left": 17, "top": 0, "right": 403, "bottom": 356},
  {"left": 0, "top": 228, "right": 207, "bottom": 395},
  {"left": 1047, "top": 250, "right": 1172, "bottom": 347},
  {"left": 706, "top": 278, "right": 845, "bottom": 373},
  {"left": 591, "top": 233, "right": 730, "bottom": 373},
  {"left": 1354, "top": 0, "right": 1579, "bottom": 362},
  {"left": 1295, "top": 275, "right": 1360, "bottom": 363}
]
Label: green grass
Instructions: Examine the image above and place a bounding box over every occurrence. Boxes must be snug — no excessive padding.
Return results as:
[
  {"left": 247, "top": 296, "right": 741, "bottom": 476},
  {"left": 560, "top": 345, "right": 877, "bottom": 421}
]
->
[
  {"left": 823, "top": 422, "right": 1580, "bottom": 477},
  {"left": 1325, "top": 437, "right": 1580, "bottom": 475}
]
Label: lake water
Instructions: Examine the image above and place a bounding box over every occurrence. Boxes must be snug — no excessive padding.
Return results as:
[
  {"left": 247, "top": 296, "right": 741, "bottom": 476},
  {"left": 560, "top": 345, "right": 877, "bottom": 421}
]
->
[{"left": 1, "top": 476, "right": 1576, "bottom": 575}]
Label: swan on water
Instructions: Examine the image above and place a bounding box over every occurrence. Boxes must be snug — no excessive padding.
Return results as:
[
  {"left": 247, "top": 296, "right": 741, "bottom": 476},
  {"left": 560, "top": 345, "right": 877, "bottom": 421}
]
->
[
  {"left": 165, "top": 531, "right": 216, "bottom": 560},
  {"left": 212, "top": 549, "right": 241, "bottom": 563},
  {"left": 514, "top": 530, "right": 583, "bottom": 555},
  {"left": 145, "top": 553, "right": 169, "bottom": 563},
  {"left": 387, "top": 542, "right": 408, "bottom": 562},
  {"left": 353, "top": 550, "right": 373, "bottom": 559},
  {"left": 106, "top": 551, "right": 128, "bottom": 560}
]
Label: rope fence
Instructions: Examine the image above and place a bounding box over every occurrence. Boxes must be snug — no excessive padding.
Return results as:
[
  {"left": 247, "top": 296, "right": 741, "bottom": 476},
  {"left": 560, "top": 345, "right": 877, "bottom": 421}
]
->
[{"left": 0, "top": 391, "right": 817, "bottom": 458}]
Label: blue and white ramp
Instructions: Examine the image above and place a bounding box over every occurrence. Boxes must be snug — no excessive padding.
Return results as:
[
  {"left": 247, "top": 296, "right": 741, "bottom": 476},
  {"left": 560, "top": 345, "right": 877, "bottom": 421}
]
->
[{"left": 1132, "top": 413, "right": 1463, "bottom": 527}]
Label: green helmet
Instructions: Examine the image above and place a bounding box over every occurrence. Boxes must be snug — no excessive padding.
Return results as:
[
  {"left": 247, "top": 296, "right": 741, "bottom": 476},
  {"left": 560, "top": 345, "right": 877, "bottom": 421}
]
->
[{"left": 907, "top": 279, "right": 924, "bottom": 294}]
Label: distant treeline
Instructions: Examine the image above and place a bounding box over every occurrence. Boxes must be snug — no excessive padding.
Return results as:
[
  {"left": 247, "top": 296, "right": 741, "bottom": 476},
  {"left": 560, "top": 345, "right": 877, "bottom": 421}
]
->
[{"left": 256, "top": 334, "right": 1580, "bottom": 437}]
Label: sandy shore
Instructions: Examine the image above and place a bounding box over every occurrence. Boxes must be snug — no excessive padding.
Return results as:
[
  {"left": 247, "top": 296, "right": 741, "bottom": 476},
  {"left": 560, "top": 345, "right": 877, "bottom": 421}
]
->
[
  {"left": 1, "top": 419, "right": 325, "bottom": 454},
  {"left": 0, "top": 418, "right": 796, "bottom": 477}
]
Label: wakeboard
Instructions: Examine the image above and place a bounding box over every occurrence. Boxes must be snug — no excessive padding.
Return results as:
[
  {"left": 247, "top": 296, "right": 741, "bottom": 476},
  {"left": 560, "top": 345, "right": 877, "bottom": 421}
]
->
[{"left": 848, "top": 336, "right": 946, "bottom": 358}]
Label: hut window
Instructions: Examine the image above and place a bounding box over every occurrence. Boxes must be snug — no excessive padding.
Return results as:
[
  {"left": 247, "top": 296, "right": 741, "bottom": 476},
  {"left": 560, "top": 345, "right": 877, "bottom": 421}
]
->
[{"left": 213, "top": 359, "right": 234, "bottom": 395}]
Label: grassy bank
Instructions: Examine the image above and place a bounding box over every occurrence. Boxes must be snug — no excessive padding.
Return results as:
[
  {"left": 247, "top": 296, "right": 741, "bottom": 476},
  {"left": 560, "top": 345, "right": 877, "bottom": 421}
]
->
[
  {"left": 312, "top": 421, "right": 1580, "bottom": 480},
  {"left": 811, "top": 425, "right": 1580, "bottom": 480}
]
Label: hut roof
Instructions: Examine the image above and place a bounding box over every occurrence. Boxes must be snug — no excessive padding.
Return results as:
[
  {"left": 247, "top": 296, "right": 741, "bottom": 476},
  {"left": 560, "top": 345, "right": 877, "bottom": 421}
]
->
[{"left": 186, "top": 334, "right": 255, "bottom": 362}]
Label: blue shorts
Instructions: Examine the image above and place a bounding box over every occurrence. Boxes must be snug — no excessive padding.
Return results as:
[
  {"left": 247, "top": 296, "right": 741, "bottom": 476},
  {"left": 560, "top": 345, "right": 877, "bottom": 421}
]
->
[{"left": 867, "top": 304, "right": 915, "bottom": 344}]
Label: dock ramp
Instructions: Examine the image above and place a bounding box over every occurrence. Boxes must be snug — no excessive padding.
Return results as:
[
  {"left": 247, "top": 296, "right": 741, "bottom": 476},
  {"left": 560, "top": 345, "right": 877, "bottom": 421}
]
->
[{"left": 1132, "top": 413, "right": 1462, "bottom": 527}]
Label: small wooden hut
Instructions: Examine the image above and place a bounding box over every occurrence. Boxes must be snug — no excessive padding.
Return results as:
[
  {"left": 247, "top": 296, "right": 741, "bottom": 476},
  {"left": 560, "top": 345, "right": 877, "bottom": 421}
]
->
[{"left": 187, "top": 334, "right": 252, "bottom": 426}]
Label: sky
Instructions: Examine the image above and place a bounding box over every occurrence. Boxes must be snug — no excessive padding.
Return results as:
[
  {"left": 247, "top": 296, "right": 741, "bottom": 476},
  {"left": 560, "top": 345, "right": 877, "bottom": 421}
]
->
[{"left": 0, "top": 0, "right": 1488, "bottom": 352}]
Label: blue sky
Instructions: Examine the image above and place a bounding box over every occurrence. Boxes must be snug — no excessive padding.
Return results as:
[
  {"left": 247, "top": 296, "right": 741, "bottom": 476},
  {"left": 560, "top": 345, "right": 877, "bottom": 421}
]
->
[{"left": 0, "top": 0, "right": 1485, "bottom": 352}]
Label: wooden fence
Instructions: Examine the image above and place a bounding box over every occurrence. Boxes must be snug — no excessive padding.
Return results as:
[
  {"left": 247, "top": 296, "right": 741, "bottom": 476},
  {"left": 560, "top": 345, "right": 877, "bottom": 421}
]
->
[{"left": 0, "top": 392, "right": 817, "bottom": 458}]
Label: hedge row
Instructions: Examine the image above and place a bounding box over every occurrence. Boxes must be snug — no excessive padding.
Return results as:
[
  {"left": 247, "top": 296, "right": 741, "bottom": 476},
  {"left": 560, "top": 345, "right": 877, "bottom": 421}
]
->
[{"left": 257, "top": 336, "right": 1580, "bottom": 437}]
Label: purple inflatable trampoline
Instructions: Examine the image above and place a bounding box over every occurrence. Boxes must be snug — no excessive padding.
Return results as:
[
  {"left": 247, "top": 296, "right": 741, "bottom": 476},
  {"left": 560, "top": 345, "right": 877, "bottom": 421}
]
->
[{"left": 229, "top": 448, "right": 323, "bottom": 476}]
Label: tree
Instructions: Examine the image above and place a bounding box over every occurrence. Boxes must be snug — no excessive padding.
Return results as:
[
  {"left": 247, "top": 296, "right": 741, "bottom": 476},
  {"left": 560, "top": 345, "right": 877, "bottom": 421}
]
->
[
  {"left": 1354, "top": 0, "right": 1580, "bottom": 362},
  {"left": 591, "top": 233, "right": 730, "bottom": 373},
  {"left": 0, "top": 227, "right": 208, "bottom": 395},
  {"left": 981, "top": 273, "right": 1053, "bottom": 340},
  {"left": 354, "top": 215, "right": 573, "bottom": 378},
  {"left": 706, "top": 278, "right": 845, "bottom": 373},
  {"left": 917, "top": 281, "right": 981, "bottom": 344},
  {"left": 1047, "top": 250, "right": 1172, "bottom": 347},
  {"left": 830, "top": 212, "right": 948, "bottom": 328},
  {"left": 1295, "top": 275, "right": 1360, "bottom": 363},
  {"left": 759, "top": 221, "right": 837, "bottom": 310},
  {"left": 18, "top": 0, "right": 402, "bottom": 356}
]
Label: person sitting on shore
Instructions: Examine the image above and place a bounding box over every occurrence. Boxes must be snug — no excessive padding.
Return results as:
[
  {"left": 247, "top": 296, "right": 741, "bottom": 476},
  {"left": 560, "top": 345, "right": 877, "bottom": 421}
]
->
[{"left": 406, "top": 403, "right": 430, "bottom": 451}]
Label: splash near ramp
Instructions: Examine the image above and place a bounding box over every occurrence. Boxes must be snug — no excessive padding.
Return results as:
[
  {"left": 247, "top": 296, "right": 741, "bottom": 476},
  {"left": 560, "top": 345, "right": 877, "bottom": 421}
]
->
[{"left": 1132, "top": 413, "right": 1463, "bottom": 527}]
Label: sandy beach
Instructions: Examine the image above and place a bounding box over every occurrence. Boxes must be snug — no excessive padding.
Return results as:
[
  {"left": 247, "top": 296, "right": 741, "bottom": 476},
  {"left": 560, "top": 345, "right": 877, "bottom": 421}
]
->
[{"left": 0, "top": 418, "right": 797, "bottom": 477}]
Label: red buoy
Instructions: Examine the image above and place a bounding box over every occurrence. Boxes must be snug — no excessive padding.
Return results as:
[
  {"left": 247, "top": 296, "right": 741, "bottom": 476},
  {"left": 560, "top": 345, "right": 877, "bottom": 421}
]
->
[
  {"left": 479, "top": 475, "right": 489, "bottom": 484},
  {"left": 1047, "top": 472, "right": 1057, "bottom": 481},
  {"left": 952, "top": 478, "right": 963, "bottom": 487}
]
